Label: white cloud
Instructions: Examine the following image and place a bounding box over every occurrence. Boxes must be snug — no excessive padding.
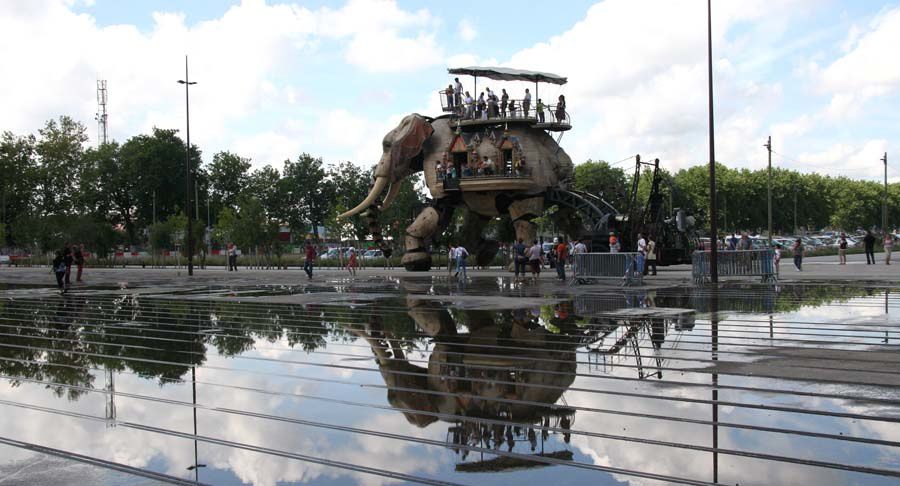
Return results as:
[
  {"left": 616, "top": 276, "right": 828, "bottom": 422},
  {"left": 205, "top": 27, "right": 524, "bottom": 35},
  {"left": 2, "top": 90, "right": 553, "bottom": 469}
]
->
[
  {"left": 821, "top": 7, "right": 900, "bottom": 118},
  {"left": 457, "top": 19, "right": 477, "bottom": 42}
]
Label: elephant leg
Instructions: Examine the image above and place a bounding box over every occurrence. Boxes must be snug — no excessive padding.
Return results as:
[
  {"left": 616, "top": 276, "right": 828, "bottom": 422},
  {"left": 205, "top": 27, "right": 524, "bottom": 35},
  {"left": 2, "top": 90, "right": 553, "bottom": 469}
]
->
[
  {"left": 401, "top": 207, "right": 442, "bottom": 271},
  {"left": 459, "top": 210, "right": 499, "bottom": 268},
  {"left": 509, "top": 197, "right": 544, "bottom": 245}
]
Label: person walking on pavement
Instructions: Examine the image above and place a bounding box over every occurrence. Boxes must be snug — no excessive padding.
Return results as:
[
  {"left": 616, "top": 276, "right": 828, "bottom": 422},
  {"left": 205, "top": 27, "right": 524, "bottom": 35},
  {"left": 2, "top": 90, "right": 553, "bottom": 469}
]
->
[
  {"left": 838, "top": 233, "right": 848, "bottom": 265},
  {"left": 455, "top": 244, "right": 468, "bottom": 280},
  {"left": 792, "top": 238, "right": 804, "bottom": 271},
  {"left": 304, "top": 240, "right": 316, "bottom": 279},
  {"left": 555, "top": 238, "right": 568, "bottom": 280},
  {"left": 645, "top": 235, "right": 657, "bottom": 276},
  {"left": 228, "top": 243, "right": 238, "bottom": 271},
  {"left": 62, "top": 243, "right": 73, "bottom": 286},
  {"left": 347, "top": 248, "right": 358, "bottom": 276},
  {"left": 573, "top": 239, "right": 587, "bottom": 277},
  {"left": 528, "top": 240, "right": 543, "bottom": 279},
  {"left": 864, "top": 230, "right": 876, "bottom": 264},
  {"left": 884, "top": 233, "right": 894, "bottom": 265},
  {"left": 513, "top": 239, "right": 527, "bottom": 279},
  {"left": 52, "top": 251, "right": 67, "bottom": 293},
  {"left": 74, "top": 244, "right": 85, "bottom": 283},
  {"left": 636, "top": 233, "right": 647, "bottom": 276}
]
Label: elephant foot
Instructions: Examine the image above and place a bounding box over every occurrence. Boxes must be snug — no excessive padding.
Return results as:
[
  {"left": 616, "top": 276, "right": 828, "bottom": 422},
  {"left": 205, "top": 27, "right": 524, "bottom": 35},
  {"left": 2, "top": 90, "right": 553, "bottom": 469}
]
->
[
  {"left": 402, "top": 252, "right": 432, "bottom": 271},
  {"left": 474, "top": 239, "right": 500, "bottom": 267}
]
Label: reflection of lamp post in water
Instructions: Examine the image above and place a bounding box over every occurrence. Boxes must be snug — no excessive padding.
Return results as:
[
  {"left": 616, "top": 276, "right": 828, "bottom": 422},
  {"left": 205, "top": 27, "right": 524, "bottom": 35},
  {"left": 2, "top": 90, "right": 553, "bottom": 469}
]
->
[
  {"left": 710, "top": 288, "right": 719, "bottom": 484},
  {"left": 187, "top": 322, "right": 206, "bottom": 480}
]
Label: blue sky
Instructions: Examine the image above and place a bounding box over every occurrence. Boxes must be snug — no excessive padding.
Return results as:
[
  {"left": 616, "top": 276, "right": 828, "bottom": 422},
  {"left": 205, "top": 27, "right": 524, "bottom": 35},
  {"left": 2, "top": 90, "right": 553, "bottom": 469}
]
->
[{"left": 2, "top": 0, "right": 899, "bottom": 181}]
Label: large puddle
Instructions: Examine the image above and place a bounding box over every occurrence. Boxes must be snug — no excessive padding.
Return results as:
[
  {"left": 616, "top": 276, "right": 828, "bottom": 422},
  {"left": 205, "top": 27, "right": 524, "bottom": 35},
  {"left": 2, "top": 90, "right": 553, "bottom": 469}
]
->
[{"left": 0, "top": 278, "right": 898, "bottom": 485}]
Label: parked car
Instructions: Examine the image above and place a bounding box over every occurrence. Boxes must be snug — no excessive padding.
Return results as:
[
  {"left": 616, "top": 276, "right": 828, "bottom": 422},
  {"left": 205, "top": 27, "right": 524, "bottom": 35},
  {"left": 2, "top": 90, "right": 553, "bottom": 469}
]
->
[
  {"left": 0, "top": 255, "right": 9, "bottom": 266},
  {"left": 363, "top": 249, "right": 383, "bottom": 258}
]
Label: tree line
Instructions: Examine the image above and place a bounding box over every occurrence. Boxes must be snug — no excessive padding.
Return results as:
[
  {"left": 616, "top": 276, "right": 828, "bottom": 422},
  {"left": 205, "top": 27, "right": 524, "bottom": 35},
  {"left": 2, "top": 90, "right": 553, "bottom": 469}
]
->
[
  {"left": 0, "top": 116, "right": 423, "bottom": 259},
  {"left": 2, "top": 116, "right": 897, "bottom": 258}
]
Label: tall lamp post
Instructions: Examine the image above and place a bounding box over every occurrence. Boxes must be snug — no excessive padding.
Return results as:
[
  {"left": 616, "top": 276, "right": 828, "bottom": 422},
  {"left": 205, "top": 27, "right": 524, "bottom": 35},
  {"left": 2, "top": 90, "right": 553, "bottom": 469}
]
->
[
  {"left": 178, "top": 56, "right": 197, "bottom": 276},
  {"left": 707, "top": 0, "right": 719, "bottom": 282},
  {"left": 765, "top": 136, "right": 772, "bottom": 246},
  {"left": 883, "top": 152, "right": 889, "bottom": 234}
]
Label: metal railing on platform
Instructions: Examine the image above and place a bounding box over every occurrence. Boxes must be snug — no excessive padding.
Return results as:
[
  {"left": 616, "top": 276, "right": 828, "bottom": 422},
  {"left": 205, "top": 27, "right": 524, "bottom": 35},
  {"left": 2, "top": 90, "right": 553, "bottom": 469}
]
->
[
  {"left": 439, "top": 93, "right": 571, "bottom": 127},
  {"left": 691, "top": 249, "right": 777, "bottom": 284},
  {"left": 571, "top": 252, "right": 644, "bottom": 286}
]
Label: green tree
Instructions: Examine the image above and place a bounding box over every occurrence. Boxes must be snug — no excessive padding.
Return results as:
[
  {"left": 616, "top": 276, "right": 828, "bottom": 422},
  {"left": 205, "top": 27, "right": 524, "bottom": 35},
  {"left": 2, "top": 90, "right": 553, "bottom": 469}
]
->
[
  {"left": 0, "top": 132, "right": 37, "bottom": 246},
  {"left": 281, "top": 154, "right": 334, "bottom": 239},
  {"left": 34, "top": 116, "right": 88, "bottom": 217},
  {"left": 573, "top": 160, "right": 629, "bottom": 211},
  {"left": 119, "top": 128, "right": 201, "bottom": 230},
  {"left": 327, "top": 161, "right": 371, "bottom": 241},
  {"left": 208, "top": 151, "right": 251, "bottom": 216}
]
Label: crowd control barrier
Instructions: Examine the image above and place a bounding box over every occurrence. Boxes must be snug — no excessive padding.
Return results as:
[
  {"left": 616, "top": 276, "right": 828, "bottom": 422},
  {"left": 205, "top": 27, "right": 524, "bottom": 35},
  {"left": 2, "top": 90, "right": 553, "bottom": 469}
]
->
[
  {"left": 691, "top": 249, "right": 777, "bottom": 284},
  {"left": 571, "top": 252, "right": 644, "bottom": 287}
]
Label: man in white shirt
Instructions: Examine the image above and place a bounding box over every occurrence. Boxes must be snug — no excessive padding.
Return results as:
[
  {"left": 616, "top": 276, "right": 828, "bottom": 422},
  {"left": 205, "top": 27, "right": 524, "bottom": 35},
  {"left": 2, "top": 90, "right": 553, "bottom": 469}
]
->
[
  {"left": 573, "top": 239, "right": 587, "bottom": 276},
  {"left": 454, "top": 78, "right": 463, "bottom": 106},
  {"left": 636, "top": 233, "right": 647, "bottom": 276}
]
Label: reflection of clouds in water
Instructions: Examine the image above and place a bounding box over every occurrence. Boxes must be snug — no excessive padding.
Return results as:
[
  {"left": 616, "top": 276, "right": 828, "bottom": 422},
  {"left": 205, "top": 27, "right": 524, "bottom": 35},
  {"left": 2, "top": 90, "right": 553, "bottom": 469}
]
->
[{"left": 0, "top": 334, "right": 454, "bottom": 486}]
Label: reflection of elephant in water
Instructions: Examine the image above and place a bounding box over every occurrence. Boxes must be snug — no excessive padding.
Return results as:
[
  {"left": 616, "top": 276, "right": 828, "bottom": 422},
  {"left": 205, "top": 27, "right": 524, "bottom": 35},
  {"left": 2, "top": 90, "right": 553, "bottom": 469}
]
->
[
  {"left": 346, "top": 301, "right": 579, "bottom": 453},
  {"left": 340, "top": 114, "right": 574, "bottom": 270}
]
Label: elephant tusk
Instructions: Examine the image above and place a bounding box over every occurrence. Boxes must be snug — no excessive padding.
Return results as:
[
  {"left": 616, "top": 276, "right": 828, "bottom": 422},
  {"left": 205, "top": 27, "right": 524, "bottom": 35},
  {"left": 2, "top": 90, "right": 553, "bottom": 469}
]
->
[
  {"left": 339, "top": 176, "right": 389, "bottom": 218},
  {"left": 380, "top": 181, "right": 402, "bottom": 210}
]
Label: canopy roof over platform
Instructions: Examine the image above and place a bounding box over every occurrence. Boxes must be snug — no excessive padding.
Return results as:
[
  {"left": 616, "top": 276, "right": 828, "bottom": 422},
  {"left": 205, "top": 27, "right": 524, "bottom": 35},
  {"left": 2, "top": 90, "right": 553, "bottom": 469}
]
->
[{"left": 447, "top": 66, "right": 567, "bottom": 85}]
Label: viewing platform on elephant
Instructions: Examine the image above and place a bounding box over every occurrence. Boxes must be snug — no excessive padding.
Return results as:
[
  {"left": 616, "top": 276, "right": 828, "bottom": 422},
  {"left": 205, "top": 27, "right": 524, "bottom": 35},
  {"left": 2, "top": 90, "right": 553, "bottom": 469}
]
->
[
  {"left": 440, "top": 66, "right": 572, "bottom": 132},
  {"left": 441, "top": 174, "right": 536, "bottom": 192}
]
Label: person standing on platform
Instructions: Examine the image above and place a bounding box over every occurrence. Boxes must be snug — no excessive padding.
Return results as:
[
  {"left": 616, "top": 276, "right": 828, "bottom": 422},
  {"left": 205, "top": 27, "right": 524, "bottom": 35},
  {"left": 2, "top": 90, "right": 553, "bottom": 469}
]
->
[
  {"left": 556, "top": 94, "right": 566, "bottom": 123},
  {"left": 500, "top": 89, "right": 509, "bottom": 117},
  {"left": 536, "top": 99, "right": 545, "bottom": 123},
  {"left": 454, "top": 78, "right": 463, "bottom": 106},
  {"left": 304, "top": 240, "right": 316, "bottom": 279},
  {"left": 522, "top": 89, "right": 532, "bottom": 117},
  {"left": 445, "top": 84, "right": 454, "bottom": 109},
  {"left": 864, "top": 230, "right": 876, "bottom": 264}
]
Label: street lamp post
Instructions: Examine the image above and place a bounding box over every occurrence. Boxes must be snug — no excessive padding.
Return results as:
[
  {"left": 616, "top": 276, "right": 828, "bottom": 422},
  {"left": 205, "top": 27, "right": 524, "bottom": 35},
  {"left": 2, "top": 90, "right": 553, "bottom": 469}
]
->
[
  {"left": 883, "top": 152, "right": 889, "bottom": 233},
  {"left": 178, "top": 56, "right": 198, "bottom": 276},
  {"left": 765, "top": 136, "right": 772, "bottom": 246},
  {"left": 707, "top": 0, "right": 718, "bottom": 282}
]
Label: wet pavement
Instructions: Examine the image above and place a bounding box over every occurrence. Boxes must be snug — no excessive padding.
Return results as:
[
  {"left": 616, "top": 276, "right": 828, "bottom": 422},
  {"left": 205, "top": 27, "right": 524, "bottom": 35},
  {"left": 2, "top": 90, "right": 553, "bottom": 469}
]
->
[{"left": 0, "top": 276, "right": 899, "bottom": 485}]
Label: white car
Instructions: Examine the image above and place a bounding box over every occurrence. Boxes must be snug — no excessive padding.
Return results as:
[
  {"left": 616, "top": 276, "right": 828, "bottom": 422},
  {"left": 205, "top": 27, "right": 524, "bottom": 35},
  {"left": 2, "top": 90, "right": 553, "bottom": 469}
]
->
[{"left": 363, "top": 250, "right": 383, "bottom": 258}]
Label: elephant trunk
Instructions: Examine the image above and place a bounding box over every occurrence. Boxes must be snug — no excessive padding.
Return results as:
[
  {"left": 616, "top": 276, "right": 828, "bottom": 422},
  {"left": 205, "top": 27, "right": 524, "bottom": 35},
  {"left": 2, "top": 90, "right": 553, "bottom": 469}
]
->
[{"left": 338, "top": 176, "right": 389, "bottom": 219}]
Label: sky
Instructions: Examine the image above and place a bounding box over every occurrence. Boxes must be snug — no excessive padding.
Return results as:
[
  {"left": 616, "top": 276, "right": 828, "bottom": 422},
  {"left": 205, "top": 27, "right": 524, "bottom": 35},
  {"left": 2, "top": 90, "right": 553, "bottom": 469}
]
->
[{"left": 1, "top": 0, "right": 899, "bottom": 182}]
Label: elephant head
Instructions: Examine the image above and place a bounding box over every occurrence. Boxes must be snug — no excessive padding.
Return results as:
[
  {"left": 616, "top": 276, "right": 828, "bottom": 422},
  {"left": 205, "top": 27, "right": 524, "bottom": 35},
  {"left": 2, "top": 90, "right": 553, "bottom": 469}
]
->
[{"left": 339, "top": 113, "right": 434, "bottom": 218}]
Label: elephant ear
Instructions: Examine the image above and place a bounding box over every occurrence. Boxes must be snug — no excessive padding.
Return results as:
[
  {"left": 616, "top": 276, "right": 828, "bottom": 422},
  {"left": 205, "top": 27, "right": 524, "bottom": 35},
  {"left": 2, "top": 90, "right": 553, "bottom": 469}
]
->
[{"left": 389, "top": 115, "right": 433, "bottom": 179}]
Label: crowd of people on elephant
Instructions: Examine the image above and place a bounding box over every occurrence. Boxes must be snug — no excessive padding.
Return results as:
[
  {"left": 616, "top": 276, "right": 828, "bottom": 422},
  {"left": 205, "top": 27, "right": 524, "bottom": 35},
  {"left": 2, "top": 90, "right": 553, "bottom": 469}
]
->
[
  {"left": 435, "top": 156, "right": 527, "bottom": 181},
  {"left": 443, "top": 77, "right": 567, "bottom": 123}
]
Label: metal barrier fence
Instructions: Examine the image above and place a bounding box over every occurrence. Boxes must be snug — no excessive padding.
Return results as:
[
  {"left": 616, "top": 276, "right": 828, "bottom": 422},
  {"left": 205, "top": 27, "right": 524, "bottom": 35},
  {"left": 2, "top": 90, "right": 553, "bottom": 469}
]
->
[
  {"left": 571, "top": 252, "right": 644, "bottom": 286},
  {"left": 691, "top": 249, "right": 777, "bottom": 284}
]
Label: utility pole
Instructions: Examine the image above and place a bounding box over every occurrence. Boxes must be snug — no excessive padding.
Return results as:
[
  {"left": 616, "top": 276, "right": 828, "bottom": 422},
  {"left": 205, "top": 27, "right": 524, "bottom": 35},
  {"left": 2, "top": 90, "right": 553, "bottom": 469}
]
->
[
  {"left": 883, "top": 152, "right": 889, "bottom": 234},
  {"left": 707, "top": 0, "right": 719, "bottom": 282},
  {"left": 765, "top": 136, "right": 772, "bottom": 246},
  {"left": 178, "top": 56, "right": 198, "bottom": 276}
]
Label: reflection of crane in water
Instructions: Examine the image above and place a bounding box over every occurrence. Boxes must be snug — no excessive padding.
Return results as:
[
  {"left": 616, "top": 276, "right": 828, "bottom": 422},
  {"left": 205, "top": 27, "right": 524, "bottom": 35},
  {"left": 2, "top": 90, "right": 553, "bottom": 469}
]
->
[
  {"left": 104, "top": 366, "right": 116, "bottom": 427},
  {"left": 585, "top": 308, "right": 695, "bottom": 380}
]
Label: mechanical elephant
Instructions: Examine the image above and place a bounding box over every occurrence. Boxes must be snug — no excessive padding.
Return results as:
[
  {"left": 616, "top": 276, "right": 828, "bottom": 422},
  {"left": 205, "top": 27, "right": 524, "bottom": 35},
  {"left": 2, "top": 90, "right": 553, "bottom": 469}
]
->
[{"left": 340, "top": 113, "right": 574, "bottom": 271}]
